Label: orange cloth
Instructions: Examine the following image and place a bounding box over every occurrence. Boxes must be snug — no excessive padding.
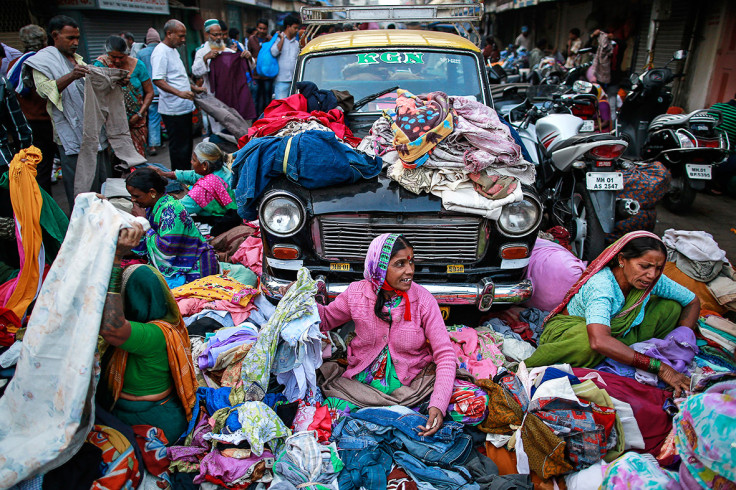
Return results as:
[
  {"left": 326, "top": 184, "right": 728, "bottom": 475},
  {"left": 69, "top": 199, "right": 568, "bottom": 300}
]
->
[
  {"left": 484, "top": 444, "right": 568, "bottom": 490},
  {"left": 5, "top": 146, "right": 43, "bottom": 320},
  {"left": 664, "top": 262, "right": 727, "bottom": 316},
  {"left": 108, "top": 319, "right": 197, "bottom": 419}
]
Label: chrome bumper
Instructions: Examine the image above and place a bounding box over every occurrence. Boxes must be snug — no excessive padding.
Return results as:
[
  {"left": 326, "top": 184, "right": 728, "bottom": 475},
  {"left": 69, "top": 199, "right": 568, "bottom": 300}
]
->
[{"left": 261, "top": 272, "right": 532, "bottom": 311}]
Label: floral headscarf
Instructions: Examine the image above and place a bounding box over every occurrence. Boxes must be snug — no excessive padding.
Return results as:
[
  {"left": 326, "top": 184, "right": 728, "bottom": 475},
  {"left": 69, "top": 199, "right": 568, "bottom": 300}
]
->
[{"left": 364, "top": 233, "right": 401, "bottom": 292}]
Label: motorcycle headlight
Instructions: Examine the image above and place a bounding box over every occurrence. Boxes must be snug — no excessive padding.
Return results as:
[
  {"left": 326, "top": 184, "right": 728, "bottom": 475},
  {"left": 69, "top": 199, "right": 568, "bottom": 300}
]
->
[
  {"left": 497, "top": 195, "right": 542, "bottom": 237},
  {"left": 259, "top": 193, "right": 305, "bottom": 237}
]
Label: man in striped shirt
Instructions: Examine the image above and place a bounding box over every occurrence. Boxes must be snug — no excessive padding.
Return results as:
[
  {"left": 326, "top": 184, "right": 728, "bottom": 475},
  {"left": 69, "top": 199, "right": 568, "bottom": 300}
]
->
[
  {"left": 0, "top": 76, "right": 32, "bottom": 168},
  {"left": 710, "top": 94, "right": 736, "bottom": 195}
]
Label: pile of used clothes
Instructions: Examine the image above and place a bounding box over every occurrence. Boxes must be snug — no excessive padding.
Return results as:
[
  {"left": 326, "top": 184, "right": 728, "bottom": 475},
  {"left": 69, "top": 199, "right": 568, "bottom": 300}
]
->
[{"left": 358, "top": 89, "right": 536, "bottom": 218}]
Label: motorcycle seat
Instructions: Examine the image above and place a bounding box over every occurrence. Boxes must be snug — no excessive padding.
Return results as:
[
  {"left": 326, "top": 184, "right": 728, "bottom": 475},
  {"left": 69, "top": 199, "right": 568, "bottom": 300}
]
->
[
  {"left": 552, "top": 133, "right": 622, "bottom": 151},
  {"left": 648, "top": 113, "right": 692, "bottom": 131}
]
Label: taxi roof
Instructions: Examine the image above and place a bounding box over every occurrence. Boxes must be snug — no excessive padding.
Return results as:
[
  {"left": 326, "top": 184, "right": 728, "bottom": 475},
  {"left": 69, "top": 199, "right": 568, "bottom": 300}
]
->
[{"left": 300, "top": 30, "right": 480, "bottom": 56}]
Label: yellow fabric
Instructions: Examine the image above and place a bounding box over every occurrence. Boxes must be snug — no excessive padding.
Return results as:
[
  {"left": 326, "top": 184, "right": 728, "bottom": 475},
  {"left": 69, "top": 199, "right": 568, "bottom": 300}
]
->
[
  {"left": 32, "top": 53, "right": 86, "bottom": 114},
  {"left": 6, "top": 146, "right": 44, "bottom": 320},
  {"left": 172, "top": 274, "right": 258, "bottom": 306}
]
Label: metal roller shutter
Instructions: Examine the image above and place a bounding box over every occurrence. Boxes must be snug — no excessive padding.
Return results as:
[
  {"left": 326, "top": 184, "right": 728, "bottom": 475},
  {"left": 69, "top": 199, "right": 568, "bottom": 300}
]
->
[
  {"left": 81, "top": 12, "right": 165, "bottom": 60},
  {"left": 631, "top": 0, "right": 693, "bottom": 73}
]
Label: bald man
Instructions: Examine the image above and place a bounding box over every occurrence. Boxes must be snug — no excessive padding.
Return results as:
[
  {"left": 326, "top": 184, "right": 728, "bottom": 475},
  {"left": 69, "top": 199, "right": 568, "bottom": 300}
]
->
[{"left": 151, "top": 19, "right": 204, "bottom": 170}]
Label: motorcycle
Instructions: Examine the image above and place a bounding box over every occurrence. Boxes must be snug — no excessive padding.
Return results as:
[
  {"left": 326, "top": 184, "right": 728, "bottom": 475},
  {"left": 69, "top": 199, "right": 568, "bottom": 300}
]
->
[
  {"left": 505, "top": 86, "right": 638, "bottom": 260},
  {"left": 617, "top": 50, "right": 730, "bottom": 212}
]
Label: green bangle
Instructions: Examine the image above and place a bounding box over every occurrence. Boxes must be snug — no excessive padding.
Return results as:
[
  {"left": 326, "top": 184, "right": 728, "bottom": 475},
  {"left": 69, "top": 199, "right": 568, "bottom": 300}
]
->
[
  {"left": 109, "top": 266, "right": 123, "bottom": 294},
  {"left": 649, "top": 358, "right": 662, "bottom": 374}
]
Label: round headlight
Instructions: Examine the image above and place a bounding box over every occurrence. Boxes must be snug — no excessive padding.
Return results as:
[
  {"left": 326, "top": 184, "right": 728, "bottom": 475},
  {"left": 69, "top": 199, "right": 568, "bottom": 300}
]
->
[
  {"left": 260, "top": 194, "right": 305, "bottom": 237},
  {"left": 497, "top": 196, "right": 541, "bottom": 236}
]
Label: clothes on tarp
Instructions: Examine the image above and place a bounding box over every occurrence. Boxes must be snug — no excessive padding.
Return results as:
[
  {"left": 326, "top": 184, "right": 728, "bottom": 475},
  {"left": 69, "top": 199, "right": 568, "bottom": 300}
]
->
[
  {"left": 596, "top": 326, "right": 698, "bottom": 387},
  {"left": 271, "top": 431, "right": 343, "bottom": 490},
  {"left": 572, "top": 368, "right": 673, "bottom": 454},
  {"left": 173, "top": 273, "right": 258, "bottom": 306},
  {"left": 208, "top": 52, "right": 256, "bottom": 121},
  {"left": 295, "top": 81, "right": 338, "bottom": 113},
  {"left": 231, "top": 235, "right": 263, "bottom": 276},
  {"left": 664, "top": 261, "right": 730, "bottom": 316},
  {"left": 699, "top": 315, "right": 736, "bottom": 353},
  {"left": 0, "top": 194, "right": 149, "bottom": 486},
  {"left": 209, "top": 224, "right": 258, "bottom": 262},
  {"left": 231, "top": 131, "right": 382, "bottom": 220},
  {"left": 239, "top": 94, "right": 361, "bottom": 147},
  {"left": 446, "top": 324, "right": 505, "bottom": 379}
]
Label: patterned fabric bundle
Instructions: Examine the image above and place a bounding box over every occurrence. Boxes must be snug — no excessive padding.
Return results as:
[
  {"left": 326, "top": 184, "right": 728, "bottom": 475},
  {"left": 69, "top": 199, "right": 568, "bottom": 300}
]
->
[
  {"left": 86, "top": 425, "right": 142, "bottom": 490},
  {"left": 173, "top": 273, "right": 258, "bottom": 306},
  {"left": 388, "top": 90, "right": 456, "bottom": 169},
  {"left": 241, "top": 267, "right": 317, "bottom": 396}
]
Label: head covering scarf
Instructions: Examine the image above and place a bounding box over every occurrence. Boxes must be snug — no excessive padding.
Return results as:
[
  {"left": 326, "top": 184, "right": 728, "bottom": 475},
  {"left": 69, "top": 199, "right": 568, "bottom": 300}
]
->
[
  {"left": 145, "top": 27, "right": 161, "bottom": 44},
  {"left": 204, "top": 19, "right": 220, "bottom": 33},
  {"left": 106, "top": 265, "right": 197, "bottom": 419},
  {"left": 545, "top": 230, "right": 663, "bottom": 324},
  {"left": 364, "top": 233, "right": 412, "bottom": 321}
]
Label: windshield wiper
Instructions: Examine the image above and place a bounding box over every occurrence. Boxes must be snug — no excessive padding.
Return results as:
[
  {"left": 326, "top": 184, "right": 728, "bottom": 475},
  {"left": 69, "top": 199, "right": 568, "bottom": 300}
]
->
[{"left": 352, "top": 85, "right": 400, "bottom": 112}]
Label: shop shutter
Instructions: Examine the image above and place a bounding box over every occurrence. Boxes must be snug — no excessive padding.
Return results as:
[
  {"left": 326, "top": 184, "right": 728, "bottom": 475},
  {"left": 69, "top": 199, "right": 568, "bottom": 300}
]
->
[
  {"left": 631, "top": 0, "right": 692, "bottom": 73},
  {"left": 81, "top": 12, "right": 165, "bottom": 60}
]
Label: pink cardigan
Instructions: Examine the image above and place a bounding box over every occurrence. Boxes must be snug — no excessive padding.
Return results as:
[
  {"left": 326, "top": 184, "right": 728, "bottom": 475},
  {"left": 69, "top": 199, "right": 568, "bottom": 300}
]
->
[{"left": 317, "top": 279, "right": 457, "bottom": 414}]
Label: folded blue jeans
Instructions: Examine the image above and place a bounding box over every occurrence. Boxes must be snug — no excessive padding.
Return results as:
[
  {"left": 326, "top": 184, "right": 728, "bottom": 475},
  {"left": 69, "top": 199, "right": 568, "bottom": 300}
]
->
[{"left": 394, "top": 450, "right": 480, "bottom": 490}]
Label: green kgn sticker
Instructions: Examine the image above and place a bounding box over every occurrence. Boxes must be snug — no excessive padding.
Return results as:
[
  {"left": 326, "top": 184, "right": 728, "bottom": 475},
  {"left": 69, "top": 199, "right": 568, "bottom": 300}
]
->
[{"left": 356, "top": 52, "right": 424, "bottom": 65}]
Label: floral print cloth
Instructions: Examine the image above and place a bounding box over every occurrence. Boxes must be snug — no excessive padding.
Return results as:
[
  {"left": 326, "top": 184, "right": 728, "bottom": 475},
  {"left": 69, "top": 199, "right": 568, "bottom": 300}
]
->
[
  {"left": 206, "top": 401, "right": 291, "bottom": 456},
  {"left": 674, "top": 381, "right": 736, "bottom": 488},
  {"left": 601, "top": 452, "right": 680, "bottom": 489},
  {"left": 241, "top": 267, "right": 317, "bottom": 396},
  {"left": 172, "top": 273, "right": 258, "bottom": 306},
  {"left": 87, "top": 424, "right": 143, "bottom": 490},
  {"left": 0, "top": 194, "right": 149, "bottom": 487},
  {"left": 388, "top": 90, "right": 456, "bottom": 169}
]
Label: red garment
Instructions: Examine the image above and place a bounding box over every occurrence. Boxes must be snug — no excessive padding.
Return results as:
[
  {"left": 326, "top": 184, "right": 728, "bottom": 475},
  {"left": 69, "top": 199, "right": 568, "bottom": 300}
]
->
[
  {"left": 573, "top": 368, "right": 673, "bottom": 455},
  {"left": 237, "top": 94, "right": 361, "bottom": 148},
  {"left": 133, "top": 425, "right": 171, "bottom": 486},
  {"left": 0, "top": 307, "right": 20, "bottom": 346},
  {"left": 307, "top": 403, "right": 332, "bottom": 443}
]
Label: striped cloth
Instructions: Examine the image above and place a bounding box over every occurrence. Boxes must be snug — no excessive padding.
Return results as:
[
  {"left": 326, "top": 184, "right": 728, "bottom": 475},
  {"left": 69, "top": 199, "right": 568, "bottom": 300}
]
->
[{"left": 711, "top": 100, "right": 736, "bottom": 154}]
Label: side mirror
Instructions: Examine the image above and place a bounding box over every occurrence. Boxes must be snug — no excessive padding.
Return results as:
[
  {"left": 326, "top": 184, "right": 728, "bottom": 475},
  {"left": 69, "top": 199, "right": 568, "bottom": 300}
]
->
[
  {"left": 630, "top": 73, "right": 639, "bottom": 85},
  {"left": 673, "top": 50, "right": 687, "bottom": 60},
  {"left": 573, "top": 80, "right": 593, "bottom": 94}
]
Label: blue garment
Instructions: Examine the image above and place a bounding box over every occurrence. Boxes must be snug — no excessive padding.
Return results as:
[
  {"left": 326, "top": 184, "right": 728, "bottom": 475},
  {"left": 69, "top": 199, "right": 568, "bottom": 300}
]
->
[
  {"left": 338, "top": 444, "right": 394, "bottom": 490},
  {"left": 530, "top": 367, "right": 581, "bottom": 398},
  {"left": 350, "top": 406, "right": 465, "bottom": 445},
  {"left": 566, "top": 267, "right": 696, "bottom": 329},
  {"left": 498, "top": 113, "right": 532, "bottom": 162},
  {"left": 231, "top": 131, "right": 383, "bottom": 219},
  {"left": 394, "top": 451, "right": 479, "bottom": 490},
  {"left": 136, "top": 44, "right": 159, "bottom": 97},
  {"left": 148, "top": 101, "right": 161, "bottom": 147}
]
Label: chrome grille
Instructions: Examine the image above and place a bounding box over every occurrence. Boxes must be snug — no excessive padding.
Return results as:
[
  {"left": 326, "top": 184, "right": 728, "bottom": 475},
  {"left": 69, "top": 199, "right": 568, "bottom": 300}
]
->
[{"left": 315, "top": 215, "right": 483, "bottom": 262}]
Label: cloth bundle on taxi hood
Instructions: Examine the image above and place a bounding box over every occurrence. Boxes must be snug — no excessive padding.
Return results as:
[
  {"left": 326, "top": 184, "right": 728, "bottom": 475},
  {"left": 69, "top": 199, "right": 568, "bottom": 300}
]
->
[{"left": 388, "top": 90, "right": 456, "bottom": 169}]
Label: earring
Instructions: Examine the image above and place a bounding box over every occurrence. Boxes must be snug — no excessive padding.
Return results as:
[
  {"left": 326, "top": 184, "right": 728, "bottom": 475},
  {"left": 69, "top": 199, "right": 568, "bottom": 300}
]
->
[
  {"left": 619, "top": 262, "right": 624, "bottom": 268},
  {"left": 150, "top": 193, "right": 156, "bottom": 198}
]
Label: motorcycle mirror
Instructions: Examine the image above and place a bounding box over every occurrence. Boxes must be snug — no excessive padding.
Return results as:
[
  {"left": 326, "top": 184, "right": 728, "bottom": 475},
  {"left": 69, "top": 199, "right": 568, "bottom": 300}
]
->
[
  {"left": 673, "top": 50, "right": 687, "bottom": 60},
  {"left": 573, "top": 80, "right": 593, "bottom": 94},
  {"left": 629, "top": 73, "right": 639, "bottom": 85}
]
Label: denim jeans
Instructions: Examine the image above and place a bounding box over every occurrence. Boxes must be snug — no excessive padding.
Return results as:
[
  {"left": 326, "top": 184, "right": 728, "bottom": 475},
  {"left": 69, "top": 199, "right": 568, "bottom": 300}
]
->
[
  {"left": 350, "top": 406, "right": 464, "bottom": 444},
  {"left": 148, "top": 102, "right": 161, "bottom": 147},
  {"left": 273, "top": 80, "right": 291, "bottom": 100},
  {"left": 394, "top": 451, "right": 479, "bottom": 490},
  {"left": 337, "top": 445, "right": 393, "bottom": 490},
  {"left": 393, "top": 428, "right": 474, "bottom": 468}
]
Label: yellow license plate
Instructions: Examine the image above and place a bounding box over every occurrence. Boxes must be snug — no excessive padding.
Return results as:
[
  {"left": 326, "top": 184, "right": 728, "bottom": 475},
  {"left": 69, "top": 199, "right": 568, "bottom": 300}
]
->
[
  {"left": 439, "top": 306, "right": 450, "bottom": 320},
  {"left": 447, "top": 264, "right": 464, "bottom": 274},
  {"left": 330, "top": 263, "right": 351, "bottom": 271}
]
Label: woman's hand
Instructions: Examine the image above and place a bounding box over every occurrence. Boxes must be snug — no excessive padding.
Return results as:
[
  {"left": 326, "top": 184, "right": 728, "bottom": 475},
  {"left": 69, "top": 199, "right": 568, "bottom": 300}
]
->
[
  {"left": 129, "top": 113, "right": 142, "bottom": 125},
  {"left": 116, "top": 222, "right": 145, "bottom": 260},
  {"left": 658, "top": 364, "right": 690, "bottom": 397},
  {"left": 418, "top": 407, "right": 444, "bottom": 437},
  {"left": 154, "top": 167, "right": 176, "bottom": 180}
]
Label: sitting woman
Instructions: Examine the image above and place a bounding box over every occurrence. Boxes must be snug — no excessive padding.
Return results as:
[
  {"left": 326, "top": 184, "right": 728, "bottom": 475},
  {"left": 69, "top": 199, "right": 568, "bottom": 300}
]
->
[
  {"left": 126, "top": 167, "right": 218, "bottom": 288},
  {"left": 525, "top": 231, "right": 700, "bottom": 396},
  {"left": 156, "top": 142, "right": 237, "bottom": 218},
  {"left": 317, "top": 233, "right": 488, "bottom": 436},
  {"left": 93, "top": 35, "right": 154, "bottom": 157},
  {"left": 99, "top": 223, "right": 197, "bottom": 443}
]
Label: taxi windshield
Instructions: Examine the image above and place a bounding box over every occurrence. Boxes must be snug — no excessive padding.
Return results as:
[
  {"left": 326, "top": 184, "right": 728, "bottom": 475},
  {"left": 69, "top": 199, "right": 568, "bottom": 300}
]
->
[{"left": 300, "top": 50, "right": 482, "bottom": 112}]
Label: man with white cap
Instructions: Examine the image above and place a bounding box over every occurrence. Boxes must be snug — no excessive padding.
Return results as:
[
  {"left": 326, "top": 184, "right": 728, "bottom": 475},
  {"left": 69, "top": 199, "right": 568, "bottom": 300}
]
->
[{"left": 192, "top": 19, "right": 253, "bottom": 133}]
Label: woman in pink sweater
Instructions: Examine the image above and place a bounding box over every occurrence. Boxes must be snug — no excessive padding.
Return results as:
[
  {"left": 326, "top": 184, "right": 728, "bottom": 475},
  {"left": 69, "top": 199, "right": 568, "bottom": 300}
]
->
[{"left": 318, "top": 233, "right": 488, "bottom": 436}]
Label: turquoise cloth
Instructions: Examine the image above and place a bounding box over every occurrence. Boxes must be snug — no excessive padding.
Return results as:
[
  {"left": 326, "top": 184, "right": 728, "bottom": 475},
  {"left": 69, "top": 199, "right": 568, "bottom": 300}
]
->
[{"left": 566, "top": 267, "right": 695, "bottom": 329}]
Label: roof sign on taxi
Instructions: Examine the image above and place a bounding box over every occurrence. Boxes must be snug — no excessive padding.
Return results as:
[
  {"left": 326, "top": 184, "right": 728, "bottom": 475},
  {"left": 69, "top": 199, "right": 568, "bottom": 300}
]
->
[{"left": 356, "top": 52, "right": 424, "bottom": 65}]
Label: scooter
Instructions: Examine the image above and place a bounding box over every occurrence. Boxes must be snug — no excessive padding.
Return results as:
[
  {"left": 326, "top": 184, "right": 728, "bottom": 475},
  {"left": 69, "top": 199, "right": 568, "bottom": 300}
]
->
[
  {"left": 506, "top": 90, "right": 638, "bottom": 260},
  {"left": 643, "top": 110, "right": 730, "bottom": 212},
  {"left": 617, "top": 50, "right": 730, "bottom": 212}
]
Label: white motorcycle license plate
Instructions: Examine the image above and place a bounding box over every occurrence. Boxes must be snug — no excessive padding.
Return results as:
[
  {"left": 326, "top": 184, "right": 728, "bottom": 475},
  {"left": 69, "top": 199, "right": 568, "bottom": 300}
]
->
[
  {"left": 586, "top": 172, "right": 624, "bottom": 191},
  {"left": 580, "top": 120, "right": 595, "bottom": 132},
  {"left": 685, "top": 164, "right": 712, "bottom": 180}
]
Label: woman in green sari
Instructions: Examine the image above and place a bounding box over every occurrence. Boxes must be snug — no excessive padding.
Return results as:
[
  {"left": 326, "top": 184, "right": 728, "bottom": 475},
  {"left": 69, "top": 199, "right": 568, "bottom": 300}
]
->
[
  {"left": 525, "top": 230, "right": 699, "bottom": 396},
  {"left": 126, "top": 168, "right": 219, "bottom": 288}
]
